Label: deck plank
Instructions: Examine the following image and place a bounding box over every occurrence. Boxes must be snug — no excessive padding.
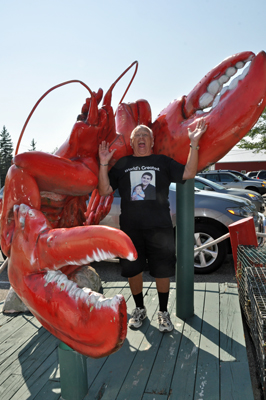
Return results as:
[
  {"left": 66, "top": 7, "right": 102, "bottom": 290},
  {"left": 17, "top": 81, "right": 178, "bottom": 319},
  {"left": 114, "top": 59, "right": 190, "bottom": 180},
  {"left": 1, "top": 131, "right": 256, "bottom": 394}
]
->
[
  {"left": 168, "top": 282, "right": 205, "bottom": 399},
  {"left": 0, "top": 327, "right": 51, "bottom": 385},
  {"left": 116, "top": 285, "right": 178, "bottom": 399},
  {"left": 220, "top": 283, "right": 254, "bottom": 400},
  {"left": 3, "top": 351, "right": 58, "bottom": 400},
  {"left": 220, "top": 361, "right": 254, "bottom": 400},
  {"left": 0, "top": 281, "right": 254, "bottom": 400},
  {"left": 0, "top": 327, "right": 59, "bottom": 400},
  {"left": 85, "top": 283, "right": 135, "bottom": 388},
  {"left": 0, "top": 317, "right": 43, "bottom": 366},
  {"left": 0, "top": 314, "right": 36, "bottom": 346},
  {"left": 220, "top": 283, "right": 248, "bottom": 362},
  {"left": 144, "top": 284, "right": 184, "bottom": 396},
  {"left": 142, "top": 395, "right": 168, "bottom": 400},
  {"left": 0, "top": 312, "right": 16, "bottom": 325},
  {"left": 194, "top": 282, "right": 220, "bottom": 399},
  {"left": 84, "top": 285, "right": 159, "bottom": 399}
]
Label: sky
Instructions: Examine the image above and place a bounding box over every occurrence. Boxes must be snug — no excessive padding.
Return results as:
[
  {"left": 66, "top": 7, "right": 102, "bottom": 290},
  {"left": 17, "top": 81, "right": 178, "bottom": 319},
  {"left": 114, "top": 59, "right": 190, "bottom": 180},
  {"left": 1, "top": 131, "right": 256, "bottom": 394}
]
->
[{"left": 1, "top": 0, "right": 266, "bottom": 155}]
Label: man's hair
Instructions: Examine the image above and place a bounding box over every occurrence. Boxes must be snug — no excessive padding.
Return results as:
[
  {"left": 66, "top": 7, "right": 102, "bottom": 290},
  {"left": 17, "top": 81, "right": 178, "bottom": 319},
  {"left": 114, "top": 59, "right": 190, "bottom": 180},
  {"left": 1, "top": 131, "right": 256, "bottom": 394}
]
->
[
  {"left": 141, "top": 172, "right": 153, "bottom": 180},
  {"left": 130, "top": 125, "right": 153, "bottom": 140},
  {"left": 133, "top": 184, "right": 143, "bottom": 192}
]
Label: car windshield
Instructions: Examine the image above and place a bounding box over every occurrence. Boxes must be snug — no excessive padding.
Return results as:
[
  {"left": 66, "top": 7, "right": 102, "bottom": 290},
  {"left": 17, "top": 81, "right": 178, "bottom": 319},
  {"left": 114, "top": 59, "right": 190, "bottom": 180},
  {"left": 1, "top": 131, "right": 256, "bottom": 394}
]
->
[
  {"left": 196, "top": 178, "right": 225, "bottom": 190},
  {"left": 231, "top": 172, "right": 244, "bottom": 181},
  {"left": 247, "top": 172, "right": 257, "bottom": 177},
  {"left": 170, "top": 182, "right": 206, "bottom": 193}
]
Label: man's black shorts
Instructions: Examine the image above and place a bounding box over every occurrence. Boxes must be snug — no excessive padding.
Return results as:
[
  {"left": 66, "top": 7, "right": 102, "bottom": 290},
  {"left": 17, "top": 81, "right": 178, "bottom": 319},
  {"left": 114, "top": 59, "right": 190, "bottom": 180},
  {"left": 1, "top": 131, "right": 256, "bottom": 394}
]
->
[{"left": 120, "top": 226, "right": 176, "bottom": 278}]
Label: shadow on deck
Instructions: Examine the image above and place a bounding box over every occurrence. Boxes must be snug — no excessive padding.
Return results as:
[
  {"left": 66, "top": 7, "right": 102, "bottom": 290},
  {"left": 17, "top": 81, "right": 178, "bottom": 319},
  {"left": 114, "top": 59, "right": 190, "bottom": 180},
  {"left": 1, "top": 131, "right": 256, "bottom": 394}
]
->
[{"left": 0, "top": 282, "right": 253, "bottom": 400}]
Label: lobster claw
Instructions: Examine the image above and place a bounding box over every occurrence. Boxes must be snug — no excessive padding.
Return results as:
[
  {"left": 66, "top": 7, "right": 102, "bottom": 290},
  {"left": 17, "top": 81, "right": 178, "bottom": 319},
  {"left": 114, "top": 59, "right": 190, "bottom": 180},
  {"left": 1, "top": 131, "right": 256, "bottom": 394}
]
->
[
  {"left": 183, "top": 51, "right": 255, "bottom": 117},
  {"left": 152, "top": 51, "right": 266, "bottom": 171},
  {"left": 8, "top": 204, "right": 137, "bottom": 358}
]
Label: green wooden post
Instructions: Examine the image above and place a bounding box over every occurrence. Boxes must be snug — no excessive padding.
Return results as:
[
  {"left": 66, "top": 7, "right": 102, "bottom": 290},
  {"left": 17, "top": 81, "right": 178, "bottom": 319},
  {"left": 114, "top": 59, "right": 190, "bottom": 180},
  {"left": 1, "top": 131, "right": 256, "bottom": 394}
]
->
[
  {"left": 58, "top": 342, "right": 88, "bottom": 400},
  {"left": 175, "top": 179, "right": 194, "bottom": 319}
]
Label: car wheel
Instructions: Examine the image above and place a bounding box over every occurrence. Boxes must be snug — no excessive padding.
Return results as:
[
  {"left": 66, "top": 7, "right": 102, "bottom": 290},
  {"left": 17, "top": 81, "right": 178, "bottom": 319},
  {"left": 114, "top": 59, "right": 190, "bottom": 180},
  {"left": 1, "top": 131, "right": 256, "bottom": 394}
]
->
[
  {"left": 194, "top": 223, "right": 227, "bottom": 274},
  {"left": 245, "top": 186, "right": 260, "bottom": 194}
]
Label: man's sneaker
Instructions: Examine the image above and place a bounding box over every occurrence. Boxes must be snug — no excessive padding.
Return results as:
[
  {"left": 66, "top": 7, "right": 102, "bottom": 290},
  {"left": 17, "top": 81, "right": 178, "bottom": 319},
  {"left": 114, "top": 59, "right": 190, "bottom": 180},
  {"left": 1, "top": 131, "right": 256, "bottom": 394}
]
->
[
  {"left": 128, "top": 307, "right": 147, "bottom": 329},
  {"left": 158, "top": 311, "right": 174, "bottom": 332}
]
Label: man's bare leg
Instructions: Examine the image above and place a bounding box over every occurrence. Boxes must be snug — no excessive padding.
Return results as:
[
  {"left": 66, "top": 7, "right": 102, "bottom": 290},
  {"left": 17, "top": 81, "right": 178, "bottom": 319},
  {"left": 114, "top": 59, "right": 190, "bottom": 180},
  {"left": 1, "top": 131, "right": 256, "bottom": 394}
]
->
[
  {"left": 155, "top": 277, "right": 170, "bottom": 293},
  {"left": 128, "top": 272, "right": 143, "bottom": 295}
]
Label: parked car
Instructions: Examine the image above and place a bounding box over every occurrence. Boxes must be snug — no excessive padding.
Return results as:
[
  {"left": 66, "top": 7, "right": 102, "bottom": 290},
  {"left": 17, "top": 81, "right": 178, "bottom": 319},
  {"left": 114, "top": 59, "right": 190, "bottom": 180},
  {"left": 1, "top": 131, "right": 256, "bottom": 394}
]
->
[
  {"left": 100, "top": 186, "right": 266, "bottom": 274},
  {"left": 255, "top": 170, "right": 266, "bottom": 180},
  {"left": 246, "top": 171, "right": 258, "bottom": 179},
  {"left": 195, "top": 175, "right": 265, "bottom": 212},
  {"left": 218, "top": 170, "right": 266, "bottom": 184},
  {"left": 198, "top": 170, "right": 266, "bottom": 195}
]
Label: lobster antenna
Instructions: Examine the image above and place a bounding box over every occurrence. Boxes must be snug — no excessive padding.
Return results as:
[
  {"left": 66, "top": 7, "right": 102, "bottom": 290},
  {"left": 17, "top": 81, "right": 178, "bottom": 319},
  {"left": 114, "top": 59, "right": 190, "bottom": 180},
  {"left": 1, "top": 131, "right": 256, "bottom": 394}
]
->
[
  {"left": 117, "top": 61, "right": 138, "bottom": 105},
  {"left": 15, "top": 80, "right": 93, "bottom": 155},
  {"left": 103, "top": 61, "right": 138, "bottom": 112}
]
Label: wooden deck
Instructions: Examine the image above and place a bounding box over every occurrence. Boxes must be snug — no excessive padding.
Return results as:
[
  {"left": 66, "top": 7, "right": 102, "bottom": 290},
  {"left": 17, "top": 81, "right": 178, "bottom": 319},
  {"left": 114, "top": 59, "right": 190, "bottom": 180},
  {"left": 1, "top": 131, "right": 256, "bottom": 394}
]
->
[{"left": 0, "top": 281, "right": 254, "bottom": 400}]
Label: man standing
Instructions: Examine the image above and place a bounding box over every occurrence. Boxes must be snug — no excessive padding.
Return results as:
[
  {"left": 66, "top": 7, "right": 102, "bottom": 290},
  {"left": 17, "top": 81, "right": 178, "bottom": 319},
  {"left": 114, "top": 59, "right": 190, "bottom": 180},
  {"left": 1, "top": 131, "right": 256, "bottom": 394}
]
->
[{"left": 98, "top": 119, "right": 207, "bottom": 332}]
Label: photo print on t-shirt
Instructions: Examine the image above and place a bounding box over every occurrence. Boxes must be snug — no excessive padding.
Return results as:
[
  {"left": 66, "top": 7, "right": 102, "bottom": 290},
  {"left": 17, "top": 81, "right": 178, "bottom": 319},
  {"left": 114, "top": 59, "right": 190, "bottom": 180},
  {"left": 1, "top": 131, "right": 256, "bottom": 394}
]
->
[{"left": 130, "top": 170, "right": 156, "bottom": 201}]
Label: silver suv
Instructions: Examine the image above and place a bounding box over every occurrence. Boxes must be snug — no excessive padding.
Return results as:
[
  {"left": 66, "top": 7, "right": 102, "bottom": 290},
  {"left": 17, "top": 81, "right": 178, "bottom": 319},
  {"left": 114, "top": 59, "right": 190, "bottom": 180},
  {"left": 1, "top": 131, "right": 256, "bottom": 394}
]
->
[
  {"left": 195, "top": 175, "right": 265, "bottom": 212},
  {"left": 100, "top": 186, "right": 266, "bottom": 274},
  {"left": 199, "top": 170, "right": 266, "bottom": 195},
  {"left": 256, "top": 170, "right": 266, "bottom": 180}
]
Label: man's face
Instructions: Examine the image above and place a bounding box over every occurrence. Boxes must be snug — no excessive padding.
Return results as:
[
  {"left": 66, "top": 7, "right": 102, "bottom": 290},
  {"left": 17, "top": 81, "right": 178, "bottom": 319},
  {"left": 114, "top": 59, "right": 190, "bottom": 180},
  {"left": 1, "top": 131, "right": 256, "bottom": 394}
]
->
[
  {"left": 141, "top": 174, "right": 152, "bottom": 187},
  {"left": 130, "top": 128, "right": 153, "bottom": 157}
]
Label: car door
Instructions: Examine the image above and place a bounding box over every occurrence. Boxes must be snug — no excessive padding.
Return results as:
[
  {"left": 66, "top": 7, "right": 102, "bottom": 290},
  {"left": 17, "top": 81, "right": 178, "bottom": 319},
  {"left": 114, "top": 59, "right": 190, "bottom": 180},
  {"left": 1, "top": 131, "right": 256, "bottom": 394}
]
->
[
  {"left": 258, "top": 171, "right": 266, "bottom": 179},
  {"left": 194, "top": 180, "right": 211, "bottom": 190},
  {"left": 218, "top": 173, "right": 243, "bottom": 189},
  {"left": 203, "top": 173, "right": 220, "bottom": 183}
]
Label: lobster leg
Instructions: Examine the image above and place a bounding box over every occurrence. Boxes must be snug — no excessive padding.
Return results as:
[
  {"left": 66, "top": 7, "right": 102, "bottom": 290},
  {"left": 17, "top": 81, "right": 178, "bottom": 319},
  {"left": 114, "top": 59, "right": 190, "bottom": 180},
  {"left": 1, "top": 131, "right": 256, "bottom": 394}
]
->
[{"left": 13, "top": 151, "right": 99, "bottom": 196}]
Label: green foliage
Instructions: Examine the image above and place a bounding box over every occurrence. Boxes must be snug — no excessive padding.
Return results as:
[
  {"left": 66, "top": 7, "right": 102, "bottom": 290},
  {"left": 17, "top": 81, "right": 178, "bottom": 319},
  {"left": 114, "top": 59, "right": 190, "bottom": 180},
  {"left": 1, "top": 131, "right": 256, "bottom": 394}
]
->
[
  {"left": 29, "top": 138, "right": 37, "bottom": 151},
  {"left": 238, "top": 107, "right": 266, "bottom": 153},
  {"left": 0, "top": 126, "right": 13, "bottom": 187},
  {"left": 51, "top": 147, "right": 58, "bottom": 154}
]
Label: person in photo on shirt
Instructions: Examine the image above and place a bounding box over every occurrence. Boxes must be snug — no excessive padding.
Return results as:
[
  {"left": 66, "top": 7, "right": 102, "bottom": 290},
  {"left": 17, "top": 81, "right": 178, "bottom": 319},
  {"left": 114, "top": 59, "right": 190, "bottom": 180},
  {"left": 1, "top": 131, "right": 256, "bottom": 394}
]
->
[
  {"left": 140, "top": 172, "right": 156, "bottom": 200},
  {"left": 131, "top": 184, "right": 145, "bottom": 201}
]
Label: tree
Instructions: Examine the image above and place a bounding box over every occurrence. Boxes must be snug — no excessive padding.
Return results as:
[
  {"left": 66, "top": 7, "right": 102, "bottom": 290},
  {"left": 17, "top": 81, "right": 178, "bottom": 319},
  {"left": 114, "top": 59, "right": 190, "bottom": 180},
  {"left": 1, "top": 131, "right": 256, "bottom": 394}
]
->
[
  {"left": 0, "top": 126, "right": 13, "bottom": 187},
  {"left": 29, "top": 138, "right": 37, "bottom": 151},
  {"left": 51, "top": 147, "right": 58, "bottom": 154},
  {"left": 238, "top": 107, "right": 266, "bottom": 153}
]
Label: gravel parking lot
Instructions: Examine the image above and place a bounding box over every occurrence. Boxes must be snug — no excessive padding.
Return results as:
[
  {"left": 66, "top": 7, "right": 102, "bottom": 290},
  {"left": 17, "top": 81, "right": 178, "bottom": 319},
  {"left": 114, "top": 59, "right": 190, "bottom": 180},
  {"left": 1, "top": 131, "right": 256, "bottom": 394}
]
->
[{"left": 0, "top": 253, "right": 264, "bottom": 399}]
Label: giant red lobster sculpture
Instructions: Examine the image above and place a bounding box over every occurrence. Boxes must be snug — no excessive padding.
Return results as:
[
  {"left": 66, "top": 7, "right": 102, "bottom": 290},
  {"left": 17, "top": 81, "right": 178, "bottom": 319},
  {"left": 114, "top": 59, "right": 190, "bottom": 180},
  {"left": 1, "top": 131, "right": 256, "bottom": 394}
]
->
[{"left": 1, "top": 51, "right": 266, "bottom": 358}]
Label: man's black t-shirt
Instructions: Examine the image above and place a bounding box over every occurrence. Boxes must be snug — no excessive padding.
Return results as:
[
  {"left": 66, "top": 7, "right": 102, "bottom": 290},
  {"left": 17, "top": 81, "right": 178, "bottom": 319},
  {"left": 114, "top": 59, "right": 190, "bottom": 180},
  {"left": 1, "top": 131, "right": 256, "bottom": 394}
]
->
[{"left": 108, "top": 154, "right": 185, "bottom": 229}]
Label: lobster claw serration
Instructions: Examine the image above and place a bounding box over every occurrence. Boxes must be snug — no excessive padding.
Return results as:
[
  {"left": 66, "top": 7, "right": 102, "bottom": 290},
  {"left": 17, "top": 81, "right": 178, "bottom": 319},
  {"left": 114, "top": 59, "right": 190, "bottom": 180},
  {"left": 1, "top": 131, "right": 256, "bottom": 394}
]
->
[{"left": 8, "top": 204, "right": 137, "bottom": 358}]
